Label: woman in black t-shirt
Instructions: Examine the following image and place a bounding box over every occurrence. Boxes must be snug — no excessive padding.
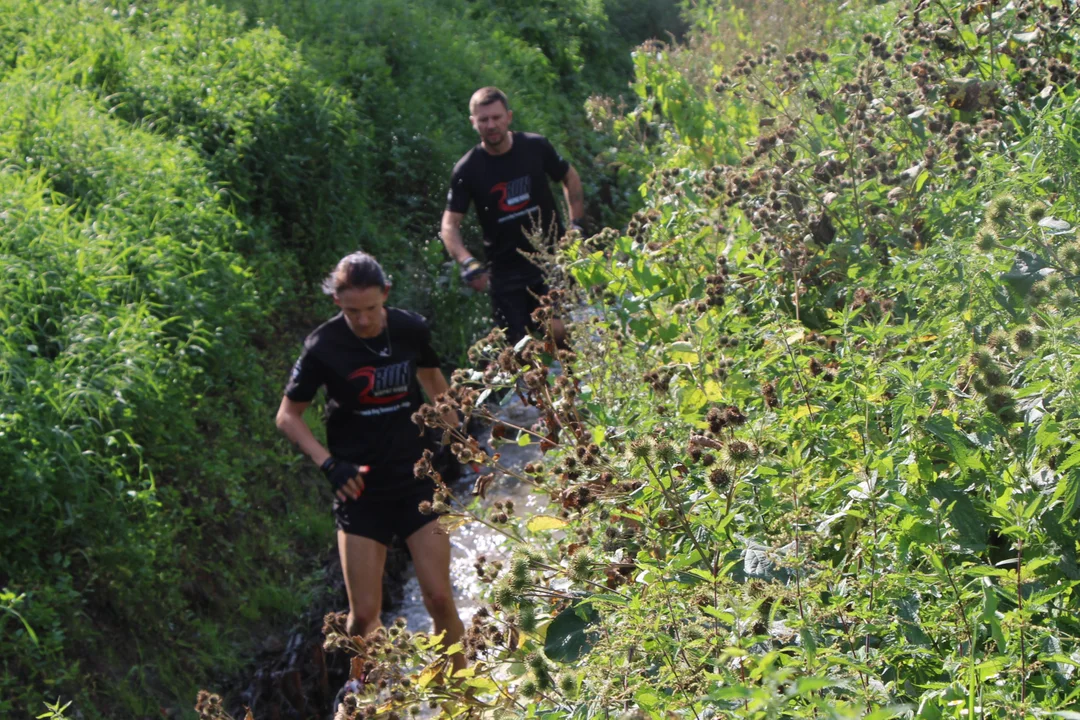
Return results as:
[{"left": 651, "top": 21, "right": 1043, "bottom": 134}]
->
[{"left": 275, "top": 252, "right": 464, "bottom": 664}]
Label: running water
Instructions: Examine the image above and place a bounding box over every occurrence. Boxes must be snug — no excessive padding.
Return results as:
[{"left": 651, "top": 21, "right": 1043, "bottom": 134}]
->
[{"left": 384, "top": 393, "right": 544, "bottom": 632}]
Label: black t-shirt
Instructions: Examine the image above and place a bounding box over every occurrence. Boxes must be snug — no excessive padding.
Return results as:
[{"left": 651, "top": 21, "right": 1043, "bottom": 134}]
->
[
  {"left": 284, "top": 308, "right": 440, "bottom": 494},
  {"left": 446, "top": 132, "right": 571, "bottom": 292}
]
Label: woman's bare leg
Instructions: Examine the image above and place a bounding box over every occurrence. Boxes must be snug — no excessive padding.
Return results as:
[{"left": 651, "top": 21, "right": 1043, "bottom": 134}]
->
[
  {"left": 405, "top": 520, "right": 465, "bottom": 671},
  {"left": 338, "top": 530, "right": 388, "bottom": 636}
]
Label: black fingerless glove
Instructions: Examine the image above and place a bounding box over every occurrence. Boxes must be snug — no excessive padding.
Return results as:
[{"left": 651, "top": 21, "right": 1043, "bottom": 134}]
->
[
  {"left": 320, "top": 457, "right": 360, "bottom": 493},
  {"left": 459, "top": 256, "right": 486, "bottom": 283}
]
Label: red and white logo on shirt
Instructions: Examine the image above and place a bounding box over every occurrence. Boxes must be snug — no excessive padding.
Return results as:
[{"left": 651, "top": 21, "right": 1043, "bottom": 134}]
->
[
  {"left": 491, "top": 176, "right": 532, "bottom": 212},
  {"left": 348, "top": 361, "right": 410, "bottom": 406}
]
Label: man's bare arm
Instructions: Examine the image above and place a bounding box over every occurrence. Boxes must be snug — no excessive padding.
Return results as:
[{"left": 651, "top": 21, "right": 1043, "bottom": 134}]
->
[
  {"left": 440, "top": 210, "right": 471, "bottom": 263},
  {"left": 441, "top": 210, "right": 488, "bottom": 291},
  {"left": 562, "top": 165, "right": 585, "bottom": 226}
]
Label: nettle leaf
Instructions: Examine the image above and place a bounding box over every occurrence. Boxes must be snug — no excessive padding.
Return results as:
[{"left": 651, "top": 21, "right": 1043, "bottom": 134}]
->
[
  {"left": 1058, "top": 444, "right": 1080, "bottom": 474},
  {"left": 929, "top": 482, "right": 988, "bottom": 549},
  {"left": 527, "top": 515, "right": 568, "bottom": 532},
  {"left": 949, "top": 495, "right": 988, "bottom": 549},
  {"left": 543, "top": 601, "right": 600, "bottom": 663},
  {"left": 1037, "top": 421, "right": 1062, "bottom": 452},
  {"left": 1054, "top": 470, "right": 1080, "bottom": 524},
  {"left": 742, "top": 541, "right": 792, "bottom": 582},
  {"left": 1001, "top": 249, "right": 1052, "bottom": 296},
  {"left": 924, "top": 415, "right": 980, "bottom": 472},
  {"left": 743, "top": 542, "right": 774, "bottom": 579}
]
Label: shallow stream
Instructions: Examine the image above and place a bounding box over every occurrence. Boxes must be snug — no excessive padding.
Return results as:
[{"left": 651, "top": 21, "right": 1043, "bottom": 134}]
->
[{"left": 385, "top": 394, "right": 544, "bottom": 637}]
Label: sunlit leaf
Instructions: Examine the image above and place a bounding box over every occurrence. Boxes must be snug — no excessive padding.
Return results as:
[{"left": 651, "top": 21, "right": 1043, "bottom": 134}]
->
[{"left": 527, "top": 515, "right": 568, "bottom": 532}]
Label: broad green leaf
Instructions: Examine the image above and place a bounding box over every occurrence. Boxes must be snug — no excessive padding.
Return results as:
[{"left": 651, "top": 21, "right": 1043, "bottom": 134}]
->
[
  {"left": 981, "top": 583, "right": 1006, "bottom": 651},
  {"left": 417, "top": 662, "right": 442, "bottom": 689},
  {"left": 635, "top": 688, "right": 660, "bottom": 709},
  {"left": 790, "top": 404, "right": 824, "bottom": 421},
  {"left": 1058, "top": 445, "right": 1080, "bottom": 473},
  {"left": 800, "top": 626, "right": 817, "bottom": 666},
  {"left": 925, "top": 415, "right": 979, "bottom": 472},
  {"left": 1058, "top": 471, "right": 1080, "bottom": 523},
  {"left": 793, "top": 677, "right": 840, "bottom": 695},
  {"left": 1038, "top": 216, "right": 1072, "bottom": 233},
  {"left": 1001, "top": 250, "right": 1051, "bottom": 295},
  {"left": 544, "top": 602, "right": 600, "bottom": 663}
]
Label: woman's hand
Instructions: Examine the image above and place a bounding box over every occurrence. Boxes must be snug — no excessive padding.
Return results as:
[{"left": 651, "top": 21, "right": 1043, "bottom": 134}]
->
[{"left": 321, "top": 458, "right": 368, "bottom": 501}]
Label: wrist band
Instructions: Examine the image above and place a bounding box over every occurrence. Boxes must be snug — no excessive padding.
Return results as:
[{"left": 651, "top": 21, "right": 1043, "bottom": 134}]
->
[
  {"left": 460, "top": 256, "right": 485, "bottom": 281},
  {"left": 320, "top": 457, "right": 336, "bottom": 474}
]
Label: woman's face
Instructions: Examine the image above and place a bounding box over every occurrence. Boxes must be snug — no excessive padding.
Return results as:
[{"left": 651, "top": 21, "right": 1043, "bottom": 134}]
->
[{"left": 334, "top": 285, "right": 389, "bottom": 339}]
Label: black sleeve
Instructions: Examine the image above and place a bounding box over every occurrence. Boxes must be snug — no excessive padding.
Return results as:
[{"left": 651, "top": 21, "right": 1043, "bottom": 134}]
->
[
  {"left": 284, "top": 346, "right": 325, "bottom": 402},
  {"left": 415, "top": 317, "right": 441, "bottom": 369},
  {"left": 446, "top": 161, "right": 472, "bottom": 214},
  {"left": 540, "top": 136, "right": 571, "bottom": 182}
]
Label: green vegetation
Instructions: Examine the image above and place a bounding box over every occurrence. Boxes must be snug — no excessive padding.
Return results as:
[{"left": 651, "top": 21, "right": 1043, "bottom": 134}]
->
[
  {"left": 297, "top": 1, "right": 1080, "bottom": 718},
  {"left": 0, "top": 0, "right": 668, "bottom": 716},
  {"left": 215, "top": 0, "right": 685, "bottom": 343}
]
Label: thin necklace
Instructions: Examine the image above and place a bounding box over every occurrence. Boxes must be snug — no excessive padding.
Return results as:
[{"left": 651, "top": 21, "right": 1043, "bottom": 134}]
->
[{"left": 357, "top": 319, "right": 392, "bottom": 358}]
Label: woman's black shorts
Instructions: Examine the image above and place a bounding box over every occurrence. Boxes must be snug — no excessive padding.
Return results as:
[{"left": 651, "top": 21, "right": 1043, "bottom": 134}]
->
[{"left": 333, "top": 477, "right": 437, "bottom": 546}]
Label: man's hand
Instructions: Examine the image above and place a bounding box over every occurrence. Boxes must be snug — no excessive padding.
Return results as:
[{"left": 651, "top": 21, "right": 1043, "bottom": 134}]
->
[
  {"left": 460, "top": 256, "right": 489, "bottom": 292},
  {"left": 321, "top": 458, "right": 367, "bottom": 501}
]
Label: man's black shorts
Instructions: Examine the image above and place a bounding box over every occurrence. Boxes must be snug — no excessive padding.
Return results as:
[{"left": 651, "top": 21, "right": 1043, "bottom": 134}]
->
[
  {"left": 333, "top": 477, "right": 437, "bottom": 546},
  {"left": 492, "top": 280, "right": 549, "bottom": 345}
]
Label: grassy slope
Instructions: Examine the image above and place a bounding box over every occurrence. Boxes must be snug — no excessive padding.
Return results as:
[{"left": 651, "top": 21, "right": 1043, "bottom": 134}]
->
[{"left": 0, "top": 0, "right": 675, "bottom": 716}]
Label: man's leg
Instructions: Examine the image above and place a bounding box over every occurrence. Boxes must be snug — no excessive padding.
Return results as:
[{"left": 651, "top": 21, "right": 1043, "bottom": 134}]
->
[
  {"left": 550, "top": 317, "right": 567, "bottom": 347},
  {"left": 491, "top": 288, "right": 530, "bottom": 346},
  {"left": 405, "top": 520, "right": 466, "bottom": 671},
  {"left": 337, "top": 530, "right": 388, "bottom": 636},
  {"left": 493, "top": 282, "right": 565, "bottom": 346}
]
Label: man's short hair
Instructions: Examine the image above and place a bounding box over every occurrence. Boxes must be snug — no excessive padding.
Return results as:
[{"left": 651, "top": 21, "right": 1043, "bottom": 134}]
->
[{"left": 469, "top": 87, "right": 509, "bottom": 115}]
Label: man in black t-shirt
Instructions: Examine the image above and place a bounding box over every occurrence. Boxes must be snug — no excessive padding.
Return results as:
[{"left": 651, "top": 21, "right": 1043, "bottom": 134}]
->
[
  {"left": 440, "top": 86, "right": 585, "bottom": 344},
  {"left": 275, "top": 252, "right": 465, "bottom": 684}
]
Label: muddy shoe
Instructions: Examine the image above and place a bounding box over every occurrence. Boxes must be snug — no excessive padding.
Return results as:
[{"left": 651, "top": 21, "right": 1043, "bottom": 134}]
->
[{"left": 332, "top": 678, "right": 364, "bottom": 719}]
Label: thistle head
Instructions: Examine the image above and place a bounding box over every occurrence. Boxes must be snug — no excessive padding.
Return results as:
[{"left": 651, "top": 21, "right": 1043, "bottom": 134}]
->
[
  {"left": 986, "top": 194, "right": 1015, "bottom": 227},
  {"left": 1013, "top": 327, "right": 1035, "bottom": 351},
  {"left": 975, "top": 226, "right": 996, "bottom": 252},
  {"left": 708, "top": 466, "right": 733, "bottom": 491},
  {"left": 629, "top": 436, "right": 655, "bottom": 460},
  {"left": 986, "top": 330, "right": 1011, "bottom": 352}
]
